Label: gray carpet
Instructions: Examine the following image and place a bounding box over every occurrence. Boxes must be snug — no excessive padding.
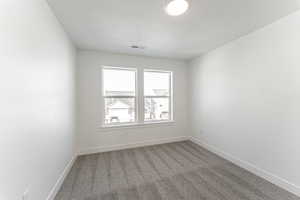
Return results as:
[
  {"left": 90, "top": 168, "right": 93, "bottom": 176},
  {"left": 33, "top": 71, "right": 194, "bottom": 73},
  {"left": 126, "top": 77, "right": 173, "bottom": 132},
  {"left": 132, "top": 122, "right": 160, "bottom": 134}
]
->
[{"left": 55, "top": 141, "right": 300, "bottom": 200}]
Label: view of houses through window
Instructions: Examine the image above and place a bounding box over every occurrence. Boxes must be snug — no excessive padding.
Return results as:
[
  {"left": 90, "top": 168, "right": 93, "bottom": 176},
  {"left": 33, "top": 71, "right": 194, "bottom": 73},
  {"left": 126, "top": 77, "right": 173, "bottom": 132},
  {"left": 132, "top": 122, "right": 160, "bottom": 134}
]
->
[
  {"left": 144, "top": 71, "right": 171, "bottom": 121},
  {"left": 103, "top": 68, "right": 136, "bottom": 124},
  {"left": 102, "top": 67, "right": 172, "bottom": 125}
]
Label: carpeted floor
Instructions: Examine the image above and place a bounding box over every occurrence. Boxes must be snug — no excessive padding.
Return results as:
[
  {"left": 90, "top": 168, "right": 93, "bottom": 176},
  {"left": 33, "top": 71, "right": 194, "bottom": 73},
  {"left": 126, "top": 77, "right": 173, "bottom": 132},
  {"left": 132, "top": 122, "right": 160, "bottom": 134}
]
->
[{"left": 55, "top": 141, "right": 299, "bottom": 200}]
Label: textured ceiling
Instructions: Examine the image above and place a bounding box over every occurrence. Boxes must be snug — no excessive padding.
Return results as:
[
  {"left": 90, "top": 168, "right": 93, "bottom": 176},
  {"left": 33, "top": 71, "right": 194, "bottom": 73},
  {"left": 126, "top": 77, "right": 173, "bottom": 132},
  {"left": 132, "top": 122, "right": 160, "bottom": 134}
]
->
[{"left": 48, "top": 0, "right": 300, "bottom": 60}]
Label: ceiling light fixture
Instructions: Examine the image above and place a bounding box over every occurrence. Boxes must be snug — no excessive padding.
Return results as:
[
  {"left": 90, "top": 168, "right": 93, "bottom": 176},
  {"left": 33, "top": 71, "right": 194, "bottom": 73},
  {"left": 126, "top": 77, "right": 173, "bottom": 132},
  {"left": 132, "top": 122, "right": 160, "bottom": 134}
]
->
[{"left": 165, "top": 0, "right": 189, "bottom": 16}]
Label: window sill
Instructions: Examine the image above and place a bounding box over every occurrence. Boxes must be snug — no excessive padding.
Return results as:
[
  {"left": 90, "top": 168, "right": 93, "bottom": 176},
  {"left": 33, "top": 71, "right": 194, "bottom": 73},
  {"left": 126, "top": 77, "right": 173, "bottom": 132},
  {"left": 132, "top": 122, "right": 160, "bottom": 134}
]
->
[{"left": 99, "top": 120, "right": 175, "bottom": 132}]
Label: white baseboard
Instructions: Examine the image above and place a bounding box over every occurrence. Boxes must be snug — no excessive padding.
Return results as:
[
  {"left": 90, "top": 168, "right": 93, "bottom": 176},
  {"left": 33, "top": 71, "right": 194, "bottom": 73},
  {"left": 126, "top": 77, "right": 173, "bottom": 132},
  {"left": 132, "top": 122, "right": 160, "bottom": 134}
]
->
[
  {"left": 189, "top": 136, "right": 300, "bottom": 197},
  {"left": 46, "top": 155, "right": 77, "bottom": 200},
  {"left": 78, "top": 136, "right": 189, "bottom": 155}
]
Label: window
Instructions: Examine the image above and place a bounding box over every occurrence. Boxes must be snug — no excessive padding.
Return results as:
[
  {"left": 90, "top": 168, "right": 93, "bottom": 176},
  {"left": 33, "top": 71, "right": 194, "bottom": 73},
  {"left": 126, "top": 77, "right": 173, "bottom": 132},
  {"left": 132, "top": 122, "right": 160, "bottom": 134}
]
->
[
  {"left": 102, "top": 67, "right": 173, "bottom": 127},
  {"left": 144, "top": 70, "right": 172, "bottom": 122},
  {"left": 102, "top": 67, "right": 137, "bottom": 125}
]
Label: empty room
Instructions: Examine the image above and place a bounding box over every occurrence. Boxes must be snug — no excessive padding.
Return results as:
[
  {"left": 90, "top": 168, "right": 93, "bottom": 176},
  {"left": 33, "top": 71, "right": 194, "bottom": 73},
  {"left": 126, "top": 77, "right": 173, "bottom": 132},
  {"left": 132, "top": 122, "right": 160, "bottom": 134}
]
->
[{"left": 1, "top": 0, "right": 300, "bottom": 200}]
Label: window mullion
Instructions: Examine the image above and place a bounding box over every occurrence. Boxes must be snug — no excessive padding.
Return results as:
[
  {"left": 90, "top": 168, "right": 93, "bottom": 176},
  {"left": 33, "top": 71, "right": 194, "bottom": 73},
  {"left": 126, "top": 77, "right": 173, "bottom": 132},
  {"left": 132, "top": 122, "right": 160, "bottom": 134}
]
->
[
  {"left": 137, "top": 68, "right": 144, "bottom": 123},
  {"left": 169, "top": 72, "right": 173, "bottom": 121},
  {"left": 104, "top": 96, "right": 135, "bottom": 98}
]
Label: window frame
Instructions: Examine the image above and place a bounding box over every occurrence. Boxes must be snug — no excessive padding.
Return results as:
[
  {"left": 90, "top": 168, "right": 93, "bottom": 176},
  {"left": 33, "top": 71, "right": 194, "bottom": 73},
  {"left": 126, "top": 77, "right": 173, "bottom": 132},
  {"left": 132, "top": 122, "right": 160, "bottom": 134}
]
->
[
  {"left": 143, "top": 69, "right": 173, "bottom": 123},
  {"left": 101, "top": 66, "right": 173, "bottom": 128},
  {"left": 101, "top": 66, "right": 138, "bottom": 126}
]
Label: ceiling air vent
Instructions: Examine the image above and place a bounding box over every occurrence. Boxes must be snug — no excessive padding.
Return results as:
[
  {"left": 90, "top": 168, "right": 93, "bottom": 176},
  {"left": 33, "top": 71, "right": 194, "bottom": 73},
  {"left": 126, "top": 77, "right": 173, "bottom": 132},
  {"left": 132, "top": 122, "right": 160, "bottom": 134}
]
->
[{"left": 130, "top": 45, "right": 145, "bottom": 50}]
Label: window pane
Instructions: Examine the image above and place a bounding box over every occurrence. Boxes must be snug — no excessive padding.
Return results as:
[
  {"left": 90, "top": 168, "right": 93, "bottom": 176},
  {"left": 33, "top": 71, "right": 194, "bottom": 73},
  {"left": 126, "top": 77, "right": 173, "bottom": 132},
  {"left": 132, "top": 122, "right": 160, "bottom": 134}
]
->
[
  {"left": 144, "top": 71, "right": 170, "bottom": 96},
  {"left": 104, "top": 98, "right": 135, "bottom": 124},
  {"left": 144, "top": 98, "right": 169, "bottom": 121},
  {"left": 103, "top": 68, "right": 136, "bottom": 96}
]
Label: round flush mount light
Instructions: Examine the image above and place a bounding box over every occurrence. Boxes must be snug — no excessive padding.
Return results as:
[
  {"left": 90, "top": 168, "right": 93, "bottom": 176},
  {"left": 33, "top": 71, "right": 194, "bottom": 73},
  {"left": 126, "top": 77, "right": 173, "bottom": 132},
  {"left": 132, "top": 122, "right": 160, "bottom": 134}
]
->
[{"left": 165, "top": 0, "right": 189, "bottom": 16}]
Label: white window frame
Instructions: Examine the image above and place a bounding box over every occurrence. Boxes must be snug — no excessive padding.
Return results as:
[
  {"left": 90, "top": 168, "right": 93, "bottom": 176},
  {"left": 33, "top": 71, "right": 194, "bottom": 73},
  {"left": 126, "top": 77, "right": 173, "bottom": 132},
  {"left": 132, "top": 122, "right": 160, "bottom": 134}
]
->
[
  {"left": 101, "top": 66, "right": 138, "bottom": 126},
  {"left": 101, "top": 66, "right": 174, "bottom": 128},
  {"left": 143, "top": 69, "right": 173, "bottom": 123}
]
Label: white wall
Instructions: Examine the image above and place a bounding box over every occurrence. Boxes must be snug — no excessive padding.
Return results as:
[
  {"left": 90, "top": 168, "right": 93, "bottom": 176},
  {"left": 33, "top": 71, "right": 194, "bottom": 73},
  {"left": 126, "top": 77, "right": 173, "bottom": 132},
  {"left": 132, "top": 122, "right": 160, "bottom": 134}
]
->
[
  {"left": 0, "top": 1, "right": 76, "bottom": 200},
  {"left": 188, "top": 10, "right": 300, "bottom": 195},
  {"left": 77, "top": 51, "right": 188, "bottom": 153}
]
